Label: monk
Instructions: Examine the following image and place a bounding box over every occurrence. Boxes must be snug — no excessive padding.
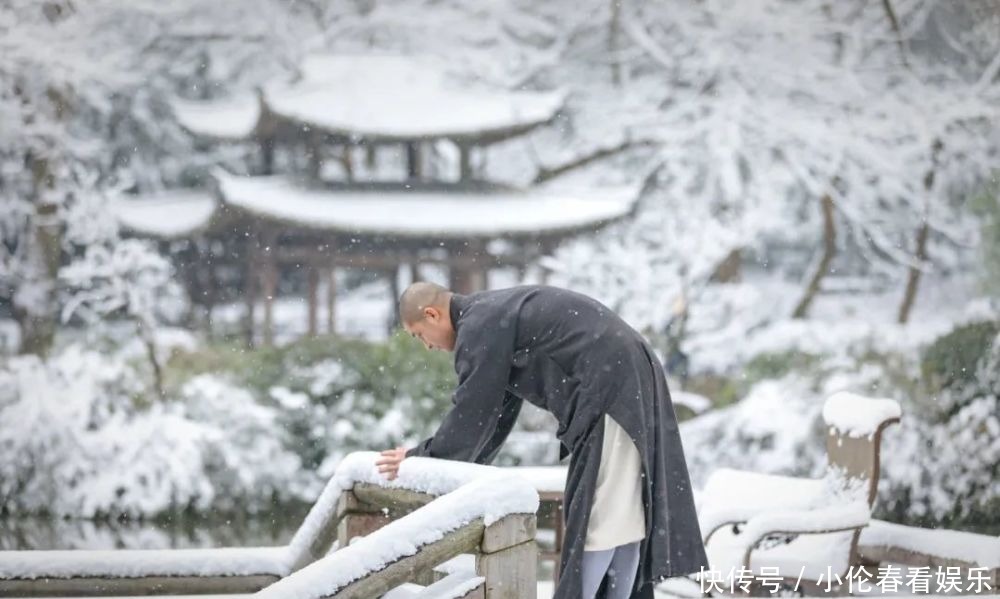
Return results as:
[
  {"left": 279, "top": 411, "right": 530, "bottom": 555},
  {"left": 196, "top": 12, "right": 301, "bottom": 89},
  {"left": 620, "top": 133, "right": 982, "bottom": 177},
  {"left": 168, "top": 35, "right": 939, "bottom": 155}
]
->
[{"left": 377, "top": 282, "right": 708, "bottom": 599}]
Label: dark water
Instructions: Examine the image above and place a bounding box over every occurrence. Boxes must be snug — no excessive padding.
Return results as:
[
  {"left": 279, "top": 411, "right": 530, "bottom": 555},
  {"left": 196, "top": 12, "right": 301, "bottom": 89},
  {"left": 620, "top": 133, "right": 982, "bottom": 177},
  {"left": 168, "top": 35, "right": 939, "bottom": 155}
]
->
[{"left": 0, "top": 511, "right": 305, "bottom": 551}]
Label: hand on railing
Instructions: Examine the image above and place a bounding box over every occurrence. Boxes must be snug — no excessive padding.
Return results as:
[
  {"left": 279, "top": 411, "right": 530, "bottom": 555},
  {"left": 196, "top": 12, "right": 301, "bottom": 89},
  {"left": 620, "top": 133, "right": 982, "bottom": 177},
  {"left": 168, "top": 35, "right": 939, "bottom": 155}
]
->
[{"left": 377, "top": 447, "right": 408, "bottom": 480}]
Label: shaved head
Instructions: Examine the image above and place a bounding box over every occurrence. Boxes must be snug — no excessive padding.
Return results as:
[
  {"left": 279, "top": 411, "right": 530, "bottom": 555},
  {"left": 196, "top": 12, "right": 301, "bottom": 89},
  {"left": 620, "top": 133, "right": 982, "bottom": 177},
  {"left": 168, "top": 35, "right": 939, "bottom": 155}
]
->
[{"left": 399, "top": 281, "right": 452, "bottom": 326}]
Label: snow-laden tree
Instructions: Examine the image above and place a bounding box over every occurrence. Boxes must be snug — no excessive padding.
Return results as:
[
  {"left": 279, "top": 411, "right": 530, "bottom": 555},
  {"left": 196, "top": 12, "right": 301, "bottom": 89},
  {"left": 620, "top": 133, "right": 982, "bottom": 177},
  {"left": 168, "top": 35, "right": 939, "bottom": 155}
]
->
[
  {"left": 543, "top": 0, "right": 999, "bottom": 345},
  {"left": 60, "top": 238, "right": 183, "bottom": 398},
  {"left": 0, "top": 0, "right": 325, "bottom": 355}
]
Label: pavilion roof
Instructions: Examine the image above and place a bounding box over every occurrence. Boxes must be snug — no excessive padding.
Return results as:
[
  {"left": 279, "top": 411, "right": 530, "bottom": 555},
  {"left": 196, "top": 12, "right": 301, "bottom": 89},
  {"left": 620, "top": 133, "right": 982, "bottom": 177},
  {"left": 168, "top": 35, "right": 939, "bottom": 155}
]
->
[
  {"left": 113, "top": 189, "right": 217, "bottom": 239},
  {"left": 172, "top": 55, "right": 565, "bottom": 144},
  {"left": 213, "top": 170, "right": 637, "bottom": 239}
]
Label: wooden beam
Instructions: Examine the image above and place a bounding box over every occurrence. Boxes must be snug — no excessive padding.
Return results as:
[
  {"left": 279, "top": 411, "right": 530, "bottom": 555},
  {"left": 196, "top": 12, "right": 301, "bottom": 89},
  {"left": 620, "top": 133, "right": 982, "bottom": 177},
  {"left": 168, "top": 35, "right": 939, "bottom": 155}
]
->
[
  {"left": 481, "top": 514, "right": 536, "bottom": 554},
  {"left": 351, "top": 483, "right": 435, "bottom": 511},
  {"left": 0, "top": 575, "right": 279, "bottom": 597},
  {"left": 328, "top": 520, "right": 485, "bottom": 599}
]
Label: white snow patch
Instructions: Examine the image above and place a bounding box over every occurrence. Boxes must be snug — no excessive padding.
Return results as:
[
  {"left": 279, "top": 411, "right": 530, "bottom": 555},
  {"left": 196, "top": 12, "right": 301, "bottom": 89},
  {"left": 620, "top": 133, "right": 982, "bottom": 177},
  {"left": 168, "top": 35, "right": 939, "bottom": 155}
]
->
[{"left": 822, "top": 391, "right": 901, "bottom": 438}]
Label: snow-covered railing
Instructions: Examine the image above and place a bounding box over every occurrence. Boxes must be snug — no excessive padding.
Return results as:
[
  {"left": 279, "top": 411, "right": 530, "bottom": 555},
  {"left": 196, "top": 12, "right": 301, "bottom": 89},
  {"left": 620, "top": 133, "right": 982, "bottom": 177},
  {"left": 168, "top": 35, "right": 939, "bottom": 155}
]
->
[
  {"left": 858, "top": 520, "right": 1000, "bottom": 592},
  {"left": 258, "top": 462, "right": 539, "bottom": 599},
  {"left": 0, "top": 452, "right": 539, "bottom": 599}
]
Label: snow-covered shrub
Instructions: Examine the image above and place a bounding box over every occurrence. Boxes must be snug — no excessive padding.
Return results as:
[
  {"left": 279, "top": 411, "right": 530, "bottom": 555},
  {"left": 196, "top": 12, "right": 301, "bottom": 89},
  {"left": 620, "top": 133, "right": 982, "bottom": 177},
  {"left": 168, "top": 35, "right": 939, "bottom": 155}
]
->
[
  {"left": 881, "top": 331, "right": 1000, "bottom": 527},
  {"left": 0, "top": 346, "right": 304, "bottom": 518},
  {"left": 919, "top": 320, "right": 999, "bottom": 405},
  {"left": 680, "top": 375, "right": 828, "bottom": 488}
]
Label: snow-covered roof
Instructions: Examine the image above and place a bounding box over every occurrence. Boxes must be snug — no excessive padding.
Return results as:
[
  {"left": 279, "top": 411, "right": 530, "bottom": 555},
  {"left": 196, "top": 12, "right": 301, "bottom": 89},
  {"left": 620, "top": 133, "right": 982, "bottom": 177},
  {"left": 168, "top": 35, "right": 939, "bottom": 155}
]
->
[
  {"left": 171, "top": 55, "right": 565, "bottom": 143},
  {"left": 114, "top": 190, "right": 217, "bottom": 238},
  {"left": 172, "top": 95, "right": 260, "bottom": 141},
  {"left": 214, "top": 171, "right": 637, "bottom": 239},
  {"left": 822, "top": 391, "right": 902, "bottom": 437}
]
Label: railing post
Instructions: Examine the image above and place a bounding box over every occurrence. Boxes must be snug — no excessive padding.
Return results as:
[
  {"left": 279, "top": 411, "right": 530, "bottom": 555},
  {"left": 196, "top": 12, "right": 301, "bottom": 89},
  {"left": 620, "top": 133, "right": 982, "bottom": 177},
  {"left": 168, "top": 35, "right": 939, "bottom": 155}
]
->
[
  {"left": 476, "top": 514, "right": 538, "bottom": 599},
  {"left": 336, "top": 489, "right": 392, "bottom": 549}
]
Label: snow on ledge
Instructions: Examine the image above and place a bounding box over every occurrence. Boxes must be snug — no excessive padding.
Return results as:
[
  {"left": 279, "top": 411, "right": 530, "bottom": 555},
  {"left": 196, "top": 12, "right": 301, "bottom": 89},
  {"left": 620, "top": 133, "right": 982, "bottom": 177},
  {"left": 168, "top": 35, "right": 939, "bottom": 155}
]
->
[
  {"left": 0, "top": 452, "right": 537, "bottom": 582},
  {"left": 214, "top": 170, "right": 637, "bottom": 238},
  {"left": 860, "top": 519, "right": 1000, "bottom": 569},
  {"left": 285, "top": 452, "right": 536, "bottom": 574},
  {"left": 0, "top": 546, "right": 290, "bottom": 581},
  {"left": 113, "top": 190, "right": 217, "bottom": 239},
  {"left": 822, "top": 391, "right": 901, "bottom": 437}
]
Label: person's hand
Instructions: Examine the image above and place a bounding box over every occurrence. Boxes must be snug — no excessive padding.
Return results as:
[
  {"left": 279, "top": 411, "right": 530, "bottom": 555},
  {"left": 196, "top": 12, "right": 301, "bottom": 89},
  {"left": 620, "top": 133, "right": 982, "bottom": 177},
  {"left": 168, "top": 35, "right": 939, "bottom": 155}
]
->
[{"left": 376, "top": 447, "right": 408, "bottom": 480}]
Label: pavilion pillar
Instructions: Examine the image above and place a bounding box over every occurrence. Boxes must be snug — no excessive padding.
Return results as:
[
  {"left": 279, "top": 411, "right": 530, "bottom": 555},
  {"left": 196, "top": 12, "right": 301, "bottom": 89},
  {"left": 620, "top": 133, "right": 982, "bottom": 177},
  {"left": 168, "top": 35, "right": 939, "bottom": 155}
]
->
[
  {"left": 307, "top": 265, "right": 319, "bottom": 337},
  {"left": 409, "top": 261, "right": 421, "bottom": 284},
  {"left": 244, "top": 256, "right": 257, "bottom": 348},
  {"left": 449, "top": 263, "right": 487, "bottom": 294},
  {"left": 307, "top": 132, "right": 323, "bottom": 180},
  {"left": 406, "top": 142, "right": 422, "bottom": 179},
  {"left": 458, "top": 143, "right": 472, "bottom": 181},
  {"left": 261, "top": 265, "right": 277, "bottom": 347},
  {"left": 259, "top": 239, "right": 278, "bottom": 347},
  {"left": 260, "top": 136, "right": 275, "bottom": 176},
  {"left": 388, "top": 266, "right": 401, "bottom": 333},
  {"left": 326, "top": 268, "right": 337, "bottom": 335}
]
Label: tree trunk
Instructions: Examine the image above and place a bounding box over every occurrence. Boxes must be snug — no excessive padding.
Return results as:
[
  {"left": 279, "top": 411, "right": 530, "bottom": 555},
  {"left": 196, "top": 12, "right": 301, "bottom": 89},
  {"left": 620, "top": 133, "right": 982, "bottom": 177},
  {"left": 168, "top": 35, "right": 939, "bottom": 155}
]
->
[
  {"left": 16, "top": 155, "right": 61, "bottom": 356},
  {"left": 137, "top": 318, "right": 165, "bottom": 399},
  {"left": 709, "top": 248, "right": 742, "bottom": 283},
  {"left": 792, "top": 194, "right": 837, "bottom": 319},
  {"left": 898, "top": 139, "right": 942, "bottom": 324},
  {"left": 897, "top": 220, "right": 929, "bottom": 323},
  {"left": 609, "top": 0, "right": 623, "bottom": 86}
]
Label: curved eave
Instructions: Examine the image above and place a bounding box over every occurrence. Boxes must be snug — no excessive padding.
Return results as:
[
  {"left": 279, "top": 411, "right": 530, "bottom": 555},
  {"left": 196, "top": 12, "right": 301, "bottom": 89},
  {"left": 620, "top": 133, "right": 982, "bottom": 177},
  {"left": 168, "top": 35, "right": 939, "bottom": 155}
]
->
[
  {"left": 114, "top": 190, "right": 219, "bottom": 240},
  {"left": 212, "top": 170, "right": 637, "bottom": 241},
  {"left": 263, "top": 89, "right": 567, "bottom": 146},
  {"left": 171, "top": 96, "right": 261, "bottom": 142}
]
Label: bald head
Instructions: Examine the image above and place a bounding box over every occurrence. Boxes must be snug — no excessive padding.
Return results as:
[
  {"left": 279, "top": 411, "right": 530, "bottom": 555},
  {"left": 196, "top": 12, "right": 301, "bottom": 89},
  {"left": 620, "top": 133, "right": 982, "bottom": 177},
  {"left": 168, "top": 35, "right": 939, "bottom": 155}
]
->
[{"left": 399, "top": 281, "right": 453, "bottom": 326}]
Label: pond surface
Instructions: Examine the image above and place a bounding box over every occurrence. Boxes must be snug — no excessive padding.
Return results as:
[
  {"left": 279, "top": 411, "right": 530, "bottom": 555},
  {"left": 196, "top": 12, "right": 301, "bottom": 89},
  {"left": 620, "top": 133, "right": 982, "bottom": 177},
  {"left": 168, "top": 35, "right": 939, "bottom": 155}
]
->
[{"left": 0, "top": 511, "right": 305, "bottom": 551}]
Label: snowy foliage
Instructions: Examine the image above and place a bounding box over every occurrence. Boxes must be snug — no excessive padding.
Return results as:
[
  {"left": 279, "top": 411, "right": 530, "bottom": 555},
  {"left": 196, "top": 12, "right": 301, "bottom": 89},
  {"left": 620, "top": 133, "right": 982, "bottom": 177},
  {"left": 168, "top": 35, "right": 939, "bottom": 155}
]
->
[{"left": 0, "top": 347, "right": 305, "bottom": 518}]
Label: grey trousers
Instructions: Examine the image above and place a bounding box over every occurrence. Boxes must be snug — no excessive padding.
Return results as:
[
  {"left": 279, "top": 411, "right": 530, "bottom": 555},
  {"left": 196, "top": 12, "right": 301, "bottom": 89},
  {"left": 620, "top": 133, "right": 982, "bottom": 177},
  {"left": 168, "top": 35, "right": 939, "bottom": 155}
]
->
[{"left": 581, "top": 540, "right": 641, "bottom": 599}]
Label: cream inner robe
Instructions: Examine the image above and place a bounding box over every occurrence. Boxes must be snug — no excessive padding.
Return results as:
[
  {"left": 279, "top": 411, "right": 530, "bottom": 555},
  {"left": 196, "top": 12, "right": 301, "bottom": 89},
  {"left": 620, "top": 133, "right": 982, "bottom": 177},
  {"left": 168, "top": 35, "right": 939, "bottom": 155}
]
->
[{"left": 584, "top": 414, "right": 647, "bottom": 551}]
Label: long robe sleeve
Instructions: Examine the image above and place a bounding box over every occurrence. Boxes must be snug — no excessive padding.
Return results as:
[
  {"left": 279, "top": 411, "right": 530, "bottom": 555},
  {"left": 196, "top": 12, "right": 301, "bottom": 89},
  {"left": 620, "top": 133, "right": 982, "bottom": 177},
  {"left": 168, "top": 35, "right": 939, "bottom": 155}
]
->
[{"left": 406, "top": 306, "right": 520, "bottom": 464}]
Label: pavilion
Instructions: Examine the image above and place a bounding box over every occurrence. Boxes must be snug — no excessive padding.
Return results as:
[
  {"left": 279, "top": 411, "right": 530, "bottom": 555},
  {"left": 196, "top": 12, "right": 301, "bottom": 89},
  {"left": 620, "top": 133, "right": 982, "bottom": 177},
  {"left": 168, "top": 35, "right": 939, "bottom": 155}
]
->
[{"left": 114, "top": 55, "right": 639, "bottom": 344}]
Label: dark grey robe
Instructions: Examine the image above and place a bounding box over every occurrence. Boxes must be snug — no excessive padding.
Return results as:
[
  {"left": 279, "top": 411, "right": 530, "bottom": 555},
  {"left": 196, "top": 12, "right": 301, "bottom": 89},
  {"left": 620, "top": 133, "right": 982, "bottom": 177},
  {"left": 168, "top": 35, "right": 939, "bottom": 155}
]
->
[{"left": 406, "top": 285, "right": 708, "bottom": 599}]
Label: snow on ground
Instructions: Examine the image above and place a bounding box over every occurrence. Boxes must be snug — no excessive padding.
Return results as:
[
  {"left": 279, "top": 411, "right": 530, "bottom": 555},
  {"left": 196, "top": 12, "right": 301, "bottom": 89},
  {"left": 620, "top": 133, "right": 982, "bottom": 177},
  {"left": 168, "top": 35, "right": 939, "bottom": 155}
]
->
[{"left": 687, "top": 273, "right": 993, "bottom": 375}]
